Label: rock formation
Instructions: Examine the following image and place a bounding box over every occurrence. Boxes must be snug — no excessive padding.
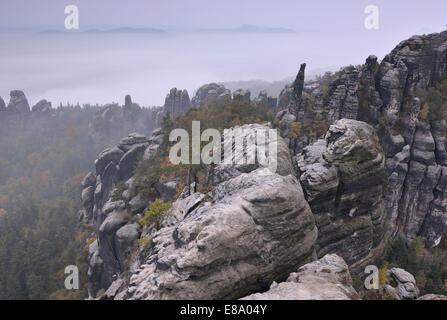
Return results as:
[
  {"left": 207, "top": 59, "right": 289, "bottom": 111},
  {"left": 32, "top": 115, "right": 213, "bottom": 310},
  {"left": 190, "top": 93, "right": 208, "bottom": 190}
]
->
[
  {"left": 296, "top": 119, "right": 388, "bottom": 271},
  {"left": 7, "top": 90, "right": 30, "bottom": 113},
  {"left": 162, "top": 88, "right": 192, "bottom": 117},
  {"left": 31, "top": 99, "right": 52, "bottom": 113},
  {"left": 382, "top": 267, "right": 420, "bottom": 300},
  {"left": 278, "top": 30, "right": 447, "bottom": 248},
  {"left": 0, "top": 96, "right": 6, "bottom": 112},
  {"left": 115, "top": 123, "right": 317, "bottom": 300},
  {"left": 254, "top": 90, "right": 277, "bottom": 110},
  {"left": 191, "top": 83, "right": 231, "bottom": 107},
  {"left": 242, "top": 254, "right": 359, "bottom": 300},
  {"left": 82, "top": 30, "right": 447, "bottom": 300}
]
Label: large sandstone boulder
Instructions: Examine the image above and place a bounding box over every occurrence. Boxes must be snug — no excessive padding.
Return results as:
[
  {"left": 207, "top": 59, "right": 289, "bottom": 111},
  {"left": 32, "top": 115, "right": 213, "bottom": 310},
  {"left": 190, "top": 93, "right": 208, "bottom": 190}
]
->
[
  {"left": 124, "top": 168, "right": 317, "bottom": 300},
  {"left": 7, "top": 90, "right": 30, "bottom": 113},
  {"left": 163, "top": 88, "right": 191, "bottom": 117},
  {"left": 296, "top": 119, "right": 389, "bottom": 271},
  {"left": 87, "top": 128, "right": 165, "bottom": 296},
  {"left": 383, "top": 268, "right": 420, "bottom": 300},
  {"left": 233, "top": 89, "right": 251, "bottom": 101},
  {"left": 191, "top": 83, "right": 231, "bottom": 107},
  {"left": 117, "top": 124, "right": 318, "bottom": 300},
  {"left": 0, "top": 96, "right": 6, "bottom": 112},
  {"left": 95, "top": 146, "right": 124, "bottom": 176},
  {"left": 31, "top": 99, "right": 52, "bottom": 113},
  {"left": 242, "top": 254, "right": 359, "bottom": 300},
  {"left": 254, "top": 90, "right": 277, "bottom": 110}
]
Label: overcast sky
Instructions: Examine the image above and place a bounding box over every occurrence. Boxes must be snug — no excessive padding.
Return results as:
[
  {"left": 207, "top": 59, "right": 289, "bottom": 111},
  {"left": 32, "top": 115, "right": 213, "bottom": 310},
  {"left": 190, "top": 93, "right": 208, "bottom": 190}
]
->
[
  {"left": 0, "top": 0, "right": 446, "bottom": 33},
  {"left": 0, "top": 1, "right": 446, "bottom": 107}
]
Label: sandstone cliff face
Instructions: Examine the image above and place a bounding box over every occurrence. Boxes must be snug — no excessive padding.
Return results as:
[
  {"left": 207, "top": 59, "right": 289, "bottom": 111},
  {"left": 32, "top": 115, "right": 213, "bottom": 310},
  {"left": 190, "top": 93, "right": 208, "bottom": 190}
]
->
[
  {"left": 83, "top": 130, "right": 166, "bottom": 296},
  {"left": 162, "top": 88, "right": 192, "bottom": 117},
  {"left": 279, "top": 30, "right": 447, "bottom": 248},
  {"left": 7, "top": 90, "right": 30, "bottom": 113},
  {"left": 242, "top": 254, "right": 359, "bottom": 300},
  {"left": 191, "top": 83, "right": 231, "bottom": 108},
  {"left": 296, "top": 119, "right": 388, "bottom": 271},
  {"left": 83, "top": 30, "right": 447, "bottom": 299},
  {"left": 115, "top": 124, "right": 318, "bottom": 300}
]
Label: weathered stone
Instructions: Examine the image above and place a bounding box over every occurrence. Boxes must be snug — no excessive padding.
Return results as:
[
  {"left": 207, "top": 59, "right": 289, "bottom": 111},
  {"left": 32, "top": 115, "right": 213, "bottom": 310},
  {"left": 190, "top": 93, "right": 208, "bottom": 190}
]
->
[
  {"left": 82, "top": 172, "right": 96, "bottom": 188},
  {"left": 95, "top": 146, "right": 124, "bottom": 176},
  {"left": 296, "top": 119, "right": 388, "bottom": 271},
  {"left": 383, "top": 268, "right": 419, "bottom": 300},
  {"left": 163, "top": 88, "right": 191, "bottom": 117},
  {"left": 118, "top": 144, "right": 147, "bottom": 181},
  {"left": 31, "top": 99, "right": 52, "bottom": 113},
  {"left": 241, "top": 254, "right": 359, "bottom": 300},
  {"left": 7, "top": 90, "right": 30, "bottom": 113},
  {"left": 0, "top": 96, "right": 5, "bottom": 112},
  {"left": 115, "top": 223, "right": 140, "bottom": 269},
  {"left": 191, "top": 83, "right": 231, "bottom": 108},
  {"left": 129, "top": 194, "right": 147, "bottom": 214}
]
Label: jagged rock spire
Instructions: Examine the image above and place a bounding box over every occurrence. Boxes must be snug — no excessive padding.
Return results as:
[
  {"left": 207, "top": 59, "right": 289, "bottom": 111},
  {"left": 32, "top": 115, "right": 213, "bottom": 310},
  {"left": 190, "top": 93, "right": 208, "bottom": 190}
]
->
[{"left": 292, "top": 63, "right": 306, "bottom": 116}]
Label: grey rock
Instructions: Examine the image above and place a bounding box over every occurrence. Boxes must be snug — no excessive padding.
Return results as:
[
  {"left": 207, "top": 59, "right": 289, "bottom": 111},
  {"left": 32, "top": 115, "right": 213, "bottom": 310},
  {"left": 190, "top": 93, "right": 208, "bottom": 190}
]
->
[
  {"left": 102, "top": 199, "right": 126, "bottom": 215},
  {"left": 254, "top": 90, "right": 277, "bottom": 110},
  {"left": 100, "top": 163, "right": 120, "bottom": 209},
  {"left": 95, "top": 146, "right": 124, "bottom": 176},
  {"left": 241, "top": 254, "right": 358, "bottom": 300},
  {"left": 129, "top": 194, "right": 147, "bottom": 214},
  {"left": 125, "top": 168, "right": 317, "bottom": 300},
  {"left": 417, "top": 294, "right": 447, "bottom": 300},
  {"left": 81, "top": 186, "right": 95, "bottom": 213},
  {"left": 7, "top": 90, "right": 30, "bottom": 113},
  {"left": 326, "top": 66, "right": 360, "bottom": 123},
  {"left": 82, "top": 172, "right": 96, "bottom": 188},
  {"left": 191, "top": 83, "right": 231, "bottom": 107},
  {"left": 119, "top": 133, "right": 148, "bottom": 148},
  {"left": 104, "top": 278, "right": 125, "bottom": 300},
  {"left": 163, "top": 88, "right": 191, "bottom": 117},
  {"left": 297, "top": 119, "right": 388, "bottom": 271},
  {"left": 383, "top": 268, "right": 419, "bottom": 300},
  {"left": 31, "top": 99, "right": 52, "bottom": 113},
  {"left": 154, "top": 181, "right": 177, "bottom": 202},
  {"left": 208, "top": 123, "right": 294, "bottom": 186},
  {"left": 118, "top": 143, "right": 147, "bottom": 181},
  {"left": 115, "top": 223, "right": 140, "bottom": 269}
]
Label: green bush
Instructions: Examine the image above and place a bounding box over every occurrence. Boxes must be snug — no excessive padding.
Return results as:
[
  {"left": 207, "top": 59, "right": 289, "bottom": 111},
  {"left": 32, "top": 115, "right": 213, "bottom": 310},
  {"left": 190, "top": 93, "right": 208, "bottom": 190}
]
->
[
  {"left": 139, "top": 199, "right": 172, "bottom": 229},
  {"left": 111, "top": 181, "right": 127, "bottom": 201}
]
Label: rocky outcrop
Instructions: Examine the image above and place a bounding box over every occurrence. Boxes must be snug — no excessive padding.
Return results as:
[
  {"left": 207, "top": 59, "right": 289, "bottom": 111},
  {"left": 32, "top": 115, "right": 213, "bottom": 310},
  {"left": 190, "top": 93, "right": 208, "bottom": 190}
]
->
[
  {"left": 90, "top": 101, "right": 160, "bottom": 145},
  {"left": 162, "top": 88, "right": 192, "bottom": 117},
  {"left": 326, "top": 66, "right": 360, "bottom": 122},
  {"left": 383, "top": 268, "right": 420, "bottom": 300},
  {"left": 31, "top": 99, "right": 52, "bottom": 113},
  {"left": 376, "top": 31, "right": 447, "bottom": 246},
  {"left": 191, "top": 83, "right": 231, "bottom": 107},
  {"left": 7, "top": 90, "right": 30, "bottom": 113},
  {"left": 110, "top": 123, "right": 317, "bottom": 300},
  {"left": 254, "top": 90, "right": 277, "bottom": 110},
  {"left": 242, "top": 254, "right": 359, "bottom": 300},
  {"left": 296, "top": 119, "right": 388, "bottom": 271},
  {"left": 276, "top": 30, "right": 447, "bottom": 248},
  {"left": 85, "top": 128, "right": 172, "bottom": 296},
  {"left": 83, "top": 30, "right": 447, "bottom": 300},
  {"left": 0, "top": 96, "right": 6, "bottom": 112},
  {"left": 233, "top": 89, "right": 251, "bottom": 101}
]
